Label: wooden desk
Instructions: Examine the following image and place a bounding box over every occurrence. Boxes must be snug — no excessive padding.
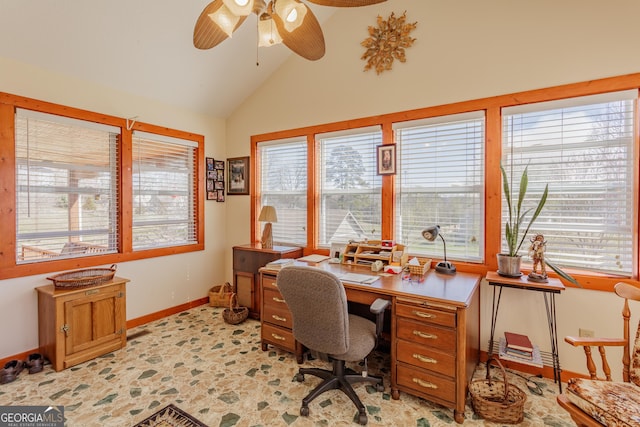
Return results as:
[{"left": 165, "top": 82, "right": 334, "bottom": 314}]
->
[
  {"left": 259, "top": 262, "right": 480, "bottom": 423},
  {"left": 233, "top": 244, "right": 302, "bottom": 319},
  {"left": 485, "top": 271, "right": 565, "bottom": 392}
]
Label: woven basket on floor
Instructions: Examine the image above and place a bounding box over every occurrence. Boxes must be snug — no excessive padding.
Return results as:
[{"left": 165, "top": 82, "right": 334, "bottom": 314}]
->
[
  {"left": 222, "top": 293, "right": 249, "bottom": 325},
  {"left": 209, "top": 282, "right": 233, "bottom": 307},
  {"left": 469, "top": 357, "right": 527, "bottom": 424}
]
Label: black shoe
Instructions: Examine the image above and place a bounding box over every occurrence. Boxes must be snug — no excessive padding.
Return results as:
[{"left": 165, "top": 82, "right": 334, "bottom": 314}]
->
[{"left": 25, "top": 353, "right": 44, "bottom": 374}]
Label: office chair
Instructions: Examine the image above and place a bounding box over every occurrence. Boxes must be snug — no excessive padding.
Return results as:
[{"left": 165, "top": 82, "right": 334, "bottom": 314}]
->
[{"left": 276, "top": 266, "right": 389, "bottom": 425}]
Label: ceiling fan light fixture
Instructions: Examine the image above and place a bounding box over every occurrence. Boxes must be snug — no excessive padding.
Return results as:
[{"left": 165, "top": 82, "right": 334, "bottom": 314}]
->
[
  {"left": 209, "top": 5, "right": 241, "bottom": 37},
  {"left": 223, "top": 0, "right": 254, "bottom": 16},
  {"left": 258, "top": 13, "right": 283, "bottom": 46},
  {"left": 274, "top": 0, "right": 307, "bottom": 33}
]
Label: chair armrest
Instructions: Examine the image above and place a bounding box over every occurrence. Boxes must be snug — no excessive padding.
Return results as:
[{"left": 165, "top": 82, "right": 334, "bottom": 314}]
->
[
  {"left": 370, "top": 298, "right": 390, "bottom": 338},
  {"left": 565, "top": 336, "right": 626, "bottom": 347}
]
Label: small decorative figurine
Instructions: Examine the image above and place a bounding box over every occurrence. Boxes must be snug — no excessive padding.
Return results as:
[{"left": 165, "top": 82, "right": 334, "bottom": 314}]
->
[{"left": 528, "top": 233, "right": 548, "bottom": 282}]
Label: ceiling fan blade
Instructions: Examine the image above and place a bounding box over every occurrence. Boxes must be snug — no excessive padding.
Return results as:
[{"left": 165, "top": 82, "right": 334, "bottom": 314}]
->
[
  {"left": 273, "top": 2, "right": 325, "bottom": 61},
  {"left": 305, "top": 0, "right": 387, "bottom": 6},
  {"left": 193, "top": 1, "right": 248, "bottom": 50}
]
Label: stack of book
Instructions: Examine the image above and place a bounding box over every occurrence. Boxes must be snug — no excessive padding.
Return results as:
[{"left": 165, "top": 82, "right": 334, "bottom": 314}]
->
[
  {"left": 265, "top": 258, "right": 294, "bottom": 270},
  {"left": 503, "top": 332, "right": 534, "bottom": 360},
  {"left": 497, "top": 331, "right": 543, "bottom": 367}
]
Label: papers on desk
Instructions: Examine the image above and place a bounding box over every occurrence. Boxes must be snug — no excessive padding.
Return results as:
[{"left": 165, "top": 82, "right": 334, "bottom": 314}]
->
[
  {"left": 337, "top": 273, "right": 379, "bottom": 285},
  {"left": 297, "top": 254, "right": 330, "bottom": 263}
]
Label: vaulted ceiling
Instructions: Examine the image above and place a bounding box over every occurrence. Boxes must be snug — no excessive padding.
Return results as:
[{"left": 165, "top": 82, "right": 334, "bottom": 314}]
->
[{"left": 0, "top": 1, "right": 336, "bottom": 118}]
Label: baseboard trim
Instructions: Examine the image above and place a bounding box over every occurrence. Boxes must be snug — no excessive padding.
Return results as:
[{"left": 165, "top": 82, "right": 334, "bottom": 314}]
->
[{"left": 0, "top": 297, "right": 209, "bottom": 368}]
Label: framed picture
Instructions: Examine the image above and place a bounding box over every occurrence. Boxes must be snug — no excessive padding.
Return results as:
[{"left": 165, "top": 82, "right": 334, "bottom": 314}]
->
[
  {"left": 206, "top": 157, "right": 215, "bottom": 171},
  {"left": 216, "top": 189, "right": 225, "bottom": 202},
  {"left": 377, "top": 144, "right": 396, "bottom": 175},
  {"left": 207, "top": 191, "right": 216, "bottom": 200},
  {"left": 215, "top": 160, "right": 225, "bottom": 170},
  {"left": 227, "top": 156, "right": 250, "bottom": 195}
]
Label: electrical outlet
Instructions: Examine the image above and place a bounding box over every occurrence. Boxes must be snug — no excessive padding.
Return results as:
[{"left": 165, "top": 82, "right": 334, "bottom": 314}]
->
[{"left": 579, "top": 328, "right": 594, "bottom": 337}]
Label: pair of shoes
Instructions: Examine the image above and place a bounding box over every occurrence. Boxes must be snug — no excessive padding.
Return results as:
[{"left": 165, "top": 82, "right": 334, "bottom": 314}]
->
[
  {"left": 0, "top": 360, "right": 24, "bottom": 384},
  {"left": 25, "top": 353, "right": 44, "bottom": 374}
]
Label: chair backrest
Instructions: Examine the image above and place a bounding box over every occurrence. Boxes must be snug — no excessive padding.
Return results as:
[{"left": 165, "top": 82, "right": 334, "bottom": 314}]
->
[
  {"left": 276, "top": 266, "right": 349, "bottom": 355},
  {"left": 615, "top": 282, "right": 640, "bottom": 386}
]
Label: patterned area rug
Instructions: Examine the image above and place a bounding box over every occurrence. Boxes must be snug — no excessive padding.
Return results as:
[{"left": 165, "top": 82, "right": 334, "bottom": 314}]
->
[{"left": 132, "top": 404, "right": 207, "bottom": 427}]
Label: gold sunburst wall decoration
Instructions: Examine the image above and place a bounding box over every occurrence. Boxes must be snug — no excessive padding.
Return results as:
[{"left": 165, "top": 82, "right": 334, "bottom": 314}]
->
[{"left": 361, "top": 11, "right": 417, "bottom": 75}]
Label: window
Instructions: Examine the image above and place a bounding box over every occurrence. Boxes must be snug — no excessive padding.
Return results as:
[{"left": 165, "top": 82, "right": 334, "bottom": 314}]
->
[
  {"left": 502, "top": 91, "right": 636, "bottom": 275},
  {"left": 394, "top": 112, "right": 485, "bottom": 262},
  {"left": 316, "top": 127, "right": 382, "bottom": 247},
  {"left": 132, "top": 131, "right": 198, "bottom": 250},
  {"left": 15, "top": 109, "right": 119, "bottom": 263},
  {"left": 258, "top": 137, "right": 308, "bottom": 246}
]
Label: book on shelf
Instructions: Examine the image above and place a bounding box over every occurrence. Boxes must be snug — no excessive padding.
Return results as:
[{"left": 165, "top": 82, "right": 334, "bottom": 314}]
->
[
  {"left": 498, "top": 337, "right": 543, "bottom": 368},
  {"left": 265, "top": 258, "right": 295, "bottom": 270},
  {"left": 504, "top": 331, "right": 534, "bottom": 353}
]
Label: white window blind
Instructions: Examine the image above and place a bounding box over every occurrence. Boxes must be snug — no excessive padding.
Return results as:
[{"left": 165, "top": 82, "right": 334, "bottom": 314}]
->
[
  {"left": 15, "top": 109, "right": 119, "bottom": 263},
  {"left": 502, "top": 91, "right": 636, "bottom": 275},
  {"left": 316, "top": 126, "right": 382, "bottom": 247},
  {"left": 132, "top": 131, "right": 198, "bottom": 250},
  {"left": 394, "top": 112, "right": 485, "bottom": 262},
  {"left": 258, "top": 137, "right": 308, "bottom": 246}
]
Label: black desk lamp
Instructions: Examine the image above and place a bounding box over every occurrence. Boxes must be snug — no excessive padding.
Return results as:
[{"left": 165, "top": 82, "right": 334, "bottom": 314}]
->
[{"left": 422, "top": 225, "right": 456, "bottom": 274}]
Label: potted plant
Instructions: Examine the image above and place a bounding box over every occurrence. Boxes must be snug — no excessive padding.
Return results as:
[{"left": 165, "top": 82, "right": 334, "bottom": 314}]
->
[{"left": 499, "top": 164, "right": 579, "bottom": 286}]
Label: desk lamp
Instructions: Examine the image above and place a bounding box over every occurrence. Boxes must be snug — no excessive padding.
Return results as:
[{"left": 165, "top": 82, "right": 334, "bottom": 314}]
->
[
  {"left": 258, "top": 205, "right": 277, "bottom": 249},
  {"left": 422, "top": 225, "right": 456, "bottom": 274}
]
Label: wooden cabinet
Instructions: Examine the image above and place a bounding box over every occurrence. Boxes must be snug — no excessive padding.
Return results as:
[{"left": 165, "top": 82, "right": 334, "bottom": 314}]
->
[
  {"left": 36, "top": 277, "right": 128, "bottom": 372},
  {"left": 260, "top": 272, "right": 304, "bottom": 363},
  {"left": 393, "top": 293, "right": 480, "bottom": 424},
  {"left": 233, "top": 244, "right": 302, "bottom": 319}
]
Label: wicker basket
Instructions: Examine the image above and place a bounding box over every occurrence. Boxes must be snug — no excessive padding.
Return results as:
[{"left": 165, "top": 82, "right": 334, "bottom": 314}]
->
[
  {"left": 47, "top": 264, "right": 117, "bottom": 289},
  {"left": 407, "top": 257, "right": 432, "bottom": 276},
  {"left": 469, "top": 357, "right": 527, "bottom": 424},
  {"left": 222, "top": 293, "right": 249, "bottom": 325},
  {"left": 209, "top": 282, "right": 233, "bottom": 307}
]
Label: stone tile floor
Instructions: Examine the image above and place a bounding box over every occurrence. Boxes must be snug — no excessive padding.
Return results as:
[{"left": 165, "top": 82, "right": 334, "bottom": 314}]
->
[{"left": 0, "top": 306, "right": 575, "bottom": 426}]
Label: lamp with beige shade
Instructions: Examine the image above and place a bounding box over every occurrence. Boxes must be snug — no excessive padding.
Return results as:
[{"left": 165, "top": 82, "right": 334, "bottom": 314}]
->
[{"left": 258, "top": 206, "right": 277, "bottom": 249}]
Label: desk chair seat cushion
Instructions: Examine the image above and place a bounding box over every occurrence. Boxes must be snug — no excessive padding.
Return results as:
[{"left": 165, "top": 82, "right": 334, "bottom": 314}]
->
[{"left": 566, "top": 378, "right": 640, "bottom": 426}]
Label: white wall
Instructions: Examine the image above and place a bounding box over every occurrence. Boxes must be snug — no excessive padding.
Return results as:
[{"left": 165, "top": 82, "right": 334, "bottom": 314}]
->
[
  {"left": 0, "top": 56, "right": 227, "bottom": 359},
  {"left": 226, "top": 0, "right": 640, "bottom": 378}
]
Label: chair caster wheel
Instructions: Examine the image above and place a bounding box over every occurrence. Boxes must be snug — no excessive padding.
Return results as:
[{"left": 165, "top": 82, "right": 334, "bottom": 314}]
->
[
  {"left": 376, "top": 383, "right": 384, "bottom": 392},
  {"left": 300, "top": 406, "right": 309, "bottom": 417},
  {"left": 358, "top": 412, "right": 368, "bottom": 425},
  {"left": 295, "top": 373, "right": 304, "bottom": 382}
]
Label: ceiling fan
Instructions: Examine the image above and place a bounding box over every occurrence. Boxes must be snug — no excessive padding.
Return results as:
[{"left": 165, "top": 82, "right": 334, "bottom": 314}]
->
[{"left": 193, "top": 0, "right": 387, "bottom": 61}]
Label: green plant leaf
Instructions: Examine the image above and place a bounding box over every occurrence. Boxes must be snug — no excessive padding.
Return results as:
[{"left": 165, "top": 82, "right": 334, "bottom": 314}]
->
[{"left": 545, "top": 258, "right": 581, "bottom": 287}]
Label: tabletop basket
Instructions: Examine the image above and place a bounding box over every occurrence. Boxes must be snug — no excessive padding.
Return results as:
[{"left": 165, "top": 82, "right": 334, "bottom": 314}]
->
[
  {"left": 47, "top": 264, "right": 117, "bottom": 289},
  {"left": 222, "top": 293, "right": 249, "bottom": 325},
  {"left": 469, "top": 357, "right": 527, "bottom": 424},
  {"left": 407, "top": 257, "right": 432, "bottom": 276},
  {"left": 209, "top": 282, "right": 233, "bottom": 307}
]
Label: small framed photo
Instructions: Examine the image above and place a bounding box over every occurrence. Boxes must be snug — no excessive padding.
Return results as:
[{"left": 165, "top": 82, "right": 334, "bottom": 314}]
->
[
  {"left": 377, "top": 144, "right": 396, "bottom": 175},
  {"left": 227, "top": 156, "right": 250, "bottom": 195},
  {"left": 207, "top": 170, "right": 216, "bottom": 179},
  {"left": 206, "top": 157, "right": 215, "bottom": 171},
  {"left": 207, "top": 191, "right": 216, "bottom": 200},
  {"left": 216, "top": 189, "right": 225, "bottom": 202},
  {"left": 215, "top": 160, "right": 225, "bottom": 170}
]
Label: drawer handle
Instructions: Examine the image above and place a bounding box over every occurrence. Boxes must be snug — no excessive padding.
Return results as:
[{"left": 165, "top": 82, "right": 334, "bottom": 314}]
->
[
  {"left": 272, "top": 297, "right": 286, "bottom": 303},
  {"left": 272, "top": 314, "right": 287, "bottom": 322},
  {"left": 413, "top": 330, "right": 437, "bottom": 339},
  {"left": 413, "top": 310, "right": 435, "bottom": 319},
  {"left": 271, "top": 333, "right": 286, "bottom": 341},
  {"left": 413, "top": 354, "right": 437, "bottom": 364},
  {"left": 413, "top": 378, "right": 438, "bottom": 389}
]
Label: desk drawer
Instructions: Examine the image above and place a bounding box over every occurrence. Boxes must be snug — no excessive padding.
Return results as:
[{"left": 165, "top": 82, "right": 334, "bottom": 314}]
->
[
  {"left": 396, "top": 364, "right": 455, "bottom": 404},
  {"left": 396, "top": 302, "right": 456, "bottom": 328},
  {"left": 396, "top": 318, "right": 456, "bottom": 351},
  {"left": 262, "top": 274, "right": 278, "bottom": 290},
  {"left": 261, "top": 323, "right": 297, "bottom": 353},
  {"left": 263, "top": 303, "right": 293, "bottom": 329},
  {"left": 396, "top": 339, "right": 455, "bottom": 378},
  {"left": 263, "top": 287, "right": 287, "bottom": 308}
]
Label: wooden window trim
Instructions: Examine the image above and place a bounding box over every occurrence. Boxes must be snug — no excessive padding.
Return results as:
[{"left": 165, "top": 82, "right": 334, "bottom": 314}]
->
[
  {"left": 0, "top": 92, "right": 205, "bottom": 280},
  {"left": 251, "top": 73, "right": 640, "bottom": 292}
]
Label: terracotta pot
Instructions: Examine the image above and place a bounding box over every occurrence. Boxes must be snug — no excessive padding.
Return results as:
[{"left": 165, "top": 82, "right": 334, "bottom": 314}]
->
[{"left": 496, "top": 254, "right": 522, "bottom": 277}]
